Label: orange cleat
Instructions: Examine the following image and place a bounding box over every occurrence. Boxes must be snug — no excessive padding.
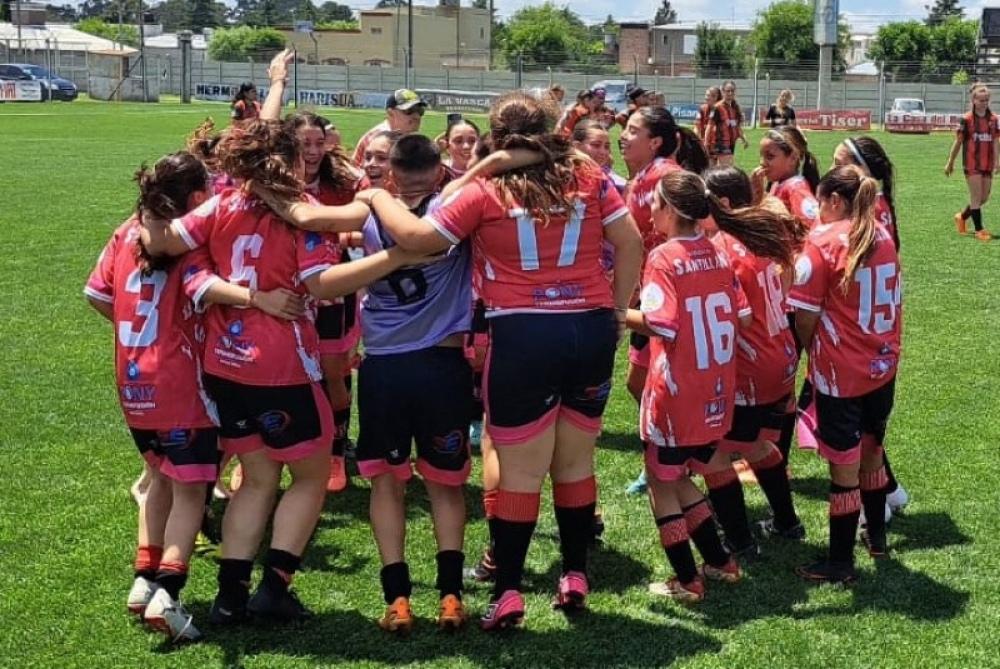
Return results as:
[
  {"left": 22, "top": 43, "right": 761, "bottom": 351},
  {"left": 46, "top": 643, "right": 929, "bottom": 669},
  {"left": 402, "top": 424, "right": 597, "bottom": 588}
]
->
[
  {"left": 955, "top": 212, "right": 968, "bottom": 234},
  {"left": 380, "top": 596, "right": 413, "bottom": 635},
  {"left": 437, "top": 594, "right": 468, "bottom": 630},
  {"left": 976, "top": 229, "right": 992, "bottom": 241}
]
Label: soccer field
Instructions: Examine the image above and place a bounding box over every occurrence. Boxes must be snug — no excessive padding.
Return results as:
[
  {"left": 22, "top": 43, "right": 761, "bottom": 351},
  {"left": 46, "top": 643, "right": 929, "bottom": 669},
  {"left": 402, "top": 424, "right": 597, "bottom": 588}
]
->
[{"left": 2, "top": 98, "right": 1000, "bottom": 668}]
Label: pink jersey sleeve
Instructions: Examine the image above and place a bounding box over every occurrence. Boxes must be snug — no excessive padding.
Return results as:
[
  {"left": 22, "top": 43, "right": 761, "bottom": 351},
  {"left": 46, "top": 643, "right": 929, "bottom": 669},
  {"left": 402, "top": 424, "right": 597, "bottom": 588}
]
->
[
  {"left": 787, "top": 242, "right": 828, "bottom": 312},
  {"left": 171, "top": 195, "right": 221, "bottom": 250},
  {"left": 84, "top": 227, "right": 124, "bottom": 304},
  {"left": 180, "top": 246, "right": 221, "bottom": 308},
  {"left": 424, "top": 180, "right": 488, "bottom": 245},
  {"left": 296, "top": 229, "right": 337, "bottom": 281},
  {"left": 640, "top": 258, "right": 679, "bottom": 341}
]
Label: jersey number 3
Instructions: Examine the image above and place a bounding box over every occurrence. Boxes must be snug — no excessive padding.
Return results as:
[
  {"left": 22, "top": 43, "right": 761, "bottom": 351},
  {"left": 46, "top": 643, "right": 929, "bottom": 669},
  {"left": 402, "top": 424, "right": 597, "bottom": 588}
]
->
[{"left": 119, "top": 269, "right": 167, "bottom": 348}]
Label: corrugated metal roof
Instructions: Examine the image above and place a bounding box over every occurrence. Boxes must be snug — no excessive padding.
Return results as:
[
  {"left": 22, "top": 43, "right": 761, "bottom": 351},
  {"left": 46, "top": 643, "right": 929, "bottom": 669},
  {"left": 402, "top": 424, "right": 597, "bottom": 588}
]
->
[{"left": 0, "top": 22, "right": 138, "bottom": 53}]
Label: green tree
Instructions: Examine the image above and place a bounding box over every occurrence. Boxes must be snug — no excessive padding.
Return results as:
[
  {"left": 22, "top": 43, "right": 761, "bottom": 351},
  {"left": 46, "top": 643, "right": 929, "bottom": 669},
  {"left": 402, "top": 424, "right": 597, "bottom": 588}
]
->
[
  {"left": 926, "top": 0, "right": 963, "bottom": 27},
  {"left": 868, "top": 21, "right": 931, "bottom": 81},
  {"left": 150, "top": 0, "right": 190, "bottom": 31},
  {"left": 750, "top": 0, "right": 848, "bottom": 77},
  {"left": 694, "top": 22, "right": 747, "bottom": 78},
  {"left": 188, "top": 0, "right": 225, "bottom": 30},
  {"left": 207, "top": 25, "right": 285, "bottom": 60},
  {"left": 653, "top": 0, "right": 676, "bottom": 25},
  {"left": 1, "top": 0, "right": 11, "bottom": 22},
  {"left": 75, "top": 17, "right": 140, "bottom": 46},
  {"left": 868, "top": 18, "right": 973, "bottom": 82},
  {"left": 501, "top": 3, "right": 593, "bottom": 70},
  {"left": 317, "top": 1, "right": 352, "bottom": 21}
]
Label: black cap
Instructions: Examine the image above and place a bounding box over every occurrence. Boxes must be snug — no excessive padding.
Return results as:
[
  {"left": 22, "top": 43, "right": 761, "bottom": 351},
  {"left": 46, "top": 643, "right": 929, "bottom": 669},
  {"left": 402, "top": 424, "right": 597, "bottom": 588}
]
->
[{"left": 628, "top": 87, "right": 648, "bottom": 102}]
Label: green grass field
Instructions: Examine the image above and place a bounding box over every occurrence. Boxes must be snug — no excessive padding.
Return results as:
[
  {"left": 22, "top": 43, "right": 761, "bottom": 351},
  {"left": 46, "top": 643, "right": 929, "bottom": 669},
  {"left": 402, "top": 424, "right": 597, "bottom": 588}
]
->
[{"left": 2, "top": 98, "right": 999, "bottom": 668}]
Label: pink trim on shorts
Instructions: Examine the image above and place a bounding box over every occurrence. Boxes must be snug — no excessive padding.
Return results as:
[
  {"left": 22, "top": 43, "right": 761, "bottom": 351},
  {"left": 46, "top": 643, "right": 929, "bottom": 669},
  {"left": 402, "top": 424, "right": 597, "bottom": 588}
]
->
[
  {"left": 141, "top": 451, "right": 164, "bottom": 469},
  {"left": 358, "top": 459, "right": 413, "bottom": 482},
  {"left": 644, "top": 445, "right": 714, "bottom": 483},
  {"left": 489, "top": 407, "right": 559, "bottom": 446},
  {"left": 817, "top": 438, "right": 862, "bottom": 466},
  {"left": 321, "top": 323, "right": 361, "bottom": 356},
  {"left": 796, "top": 405, "right": 819, "bottom": 450},
  {"left": 221, "top": 434, "right": 264, "bottom": 457},
  {"left": 559, "top": 405, "right": 603, "bottom": 434},
  {"left": 417, "top": 457, "right": 471, "bottom": 486},
  {"left": 160, "top": 461, "right": 219, "bottom": 484},
  {"left": 718, "top": 438, "right": 754, "bottom": 456},
  {"left": 628, "top": 343, "right": 650, "bottom": 368},
  {"left": 269, "top": 383, "right": 334, "bottom": 462}
]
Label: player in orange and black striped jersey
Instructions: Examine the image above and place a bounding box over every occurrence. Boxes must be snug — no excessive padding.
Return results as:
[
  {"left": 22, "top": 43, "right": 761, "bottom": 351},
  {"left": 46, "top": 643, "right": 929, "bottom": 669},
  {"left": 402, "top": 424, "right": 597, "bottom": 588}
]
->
[
  {"left": 706, "top": 81, "right": 749, "bottom": 165},
  {"left": 946, "top": 84, "right": 1000, "bottom": 240},
  {"left": 696, "top": 87, "right": 722, "bottom": 145}
]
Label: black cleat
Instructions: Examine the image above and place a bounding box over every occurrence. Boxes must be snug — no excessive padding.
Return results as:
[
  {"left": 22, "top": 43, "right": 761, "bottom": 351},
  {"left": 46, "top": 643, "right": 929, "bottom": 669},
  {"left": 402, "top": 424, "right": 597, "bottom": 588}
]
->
[
  {"left": 795, "top": 560, "right": 858, "bottom": 586},
  {"left": 208, "top": 591, "right": 250, "bottom": 626},
  {"left": 756, "top": 517, "right": 806, "bottom": 541},
  {"left": 247, "top": 585, "right": 314, "bottom": 623}
]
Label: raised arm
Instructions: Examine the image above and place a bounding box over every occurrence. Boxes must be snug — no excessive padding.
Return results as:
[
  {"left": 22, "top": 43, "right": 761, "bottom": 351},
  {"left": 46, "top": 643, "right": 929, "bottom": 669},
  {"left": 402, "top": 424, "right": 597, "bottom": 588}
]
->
[{"left": 261, "top": 49, "right": 293, "bottom": 122}]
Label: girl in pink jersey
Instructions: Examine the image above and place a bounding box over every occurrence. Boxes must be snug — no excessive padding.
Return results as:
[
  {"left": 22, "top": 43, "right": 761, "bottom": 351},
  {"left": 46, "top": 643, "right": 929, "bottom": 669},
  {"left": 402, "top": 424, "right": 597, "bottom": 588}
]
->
[
  {"left": 138, "top": 121, "right": 429, "bottom": 625},
  {"left": 356, "top": 93, "right": 644, "bottom": 630},
  {"left": 757, "top": 125, "right": 821, "bottom": 231},
  {"left": 626, "top": 170, "right": 794, "bottom": 603},
  {"left": 619, "top": 106, "right": 708, "bottom": 494},
  {"left": 85, "top": 152, "right": 307, "bottom": 642},
  {"left": 832, "top": 136, "right": 909, "bottom": 518},
  {"left": 788, "top": 166, "right": 903, "bottom": 585},
  {"left": 702, "top": 166, "right": 806, "bottom": 555}
]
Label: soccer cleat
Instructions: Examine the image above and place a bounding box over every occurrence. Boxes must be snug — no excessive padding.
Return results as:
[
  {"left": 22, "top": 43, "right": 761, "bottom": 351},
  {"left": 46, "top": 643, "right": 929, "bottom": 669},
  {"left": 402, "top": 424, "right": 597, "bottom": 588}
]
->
[
  {"left": 463, "top": 545, "right": 496, "bottom": 583},
  {"left": 955, "top": 212, "right": 968, "bottom": 234},
  {"left": 725, "top": 538, "right": 761, "bottom": 562},
  {"left": 860, "top": 529, "right": 889, "bottom": 559},
  {"left": 795, "top": 560, "right": 858, "bottom": 586},
  {"left": 648, "top": 576, "right": 705, "bottom": 604},
  {"left": 208, "top": 590, "right": 250, "bottom": 626},
  {"left": 756, "top": 517, "right": 806, "bottom": 541},
  {"left": 976, "top": 229, "right": 992, "bottom": 241},
  {"left": 327, "top": 456, "right": 347, "bottom": 493},
  {"left": 127, "top": 576, "right": 157, "bottom": 616},
  {"left": 469, "top": 420, "right": 484, "bottom": 451},
  {"left": 886, "top": 485, "right": 910, "bottom": 513},
  {"left": 437, "top": 594, "right": 467, "bottom": 630},
  {"left": 144, "top": 589, "right": 203, "bottom": 643},
  {"left": 553, "top": 571, "right": 589, "bottom": 611},
  {"left": 701, "top": 557, "right": 742, "bottom": 583},
  {"left": 625, "top": 470, "right": 648, "bottom": 495},
  {"left": 247, "top": 585, "right": 314, "bottom": 623},
  {"left": 379, "top": 596, "right": 413, "bottom": 634},
  {"left": 481, "top": 590, "right": 525, "bottom": 631}
]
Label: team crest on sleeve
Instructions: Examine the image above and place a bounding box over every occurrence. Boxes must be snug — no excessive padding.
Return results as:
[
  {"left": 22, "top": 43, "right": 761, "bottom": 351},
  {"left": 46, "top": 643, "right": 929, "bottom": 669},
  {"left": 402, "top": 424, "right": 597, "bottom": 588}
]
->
[
  {"left": 801, "top": 198, "right": 820, "bottom": 221},
  {"left": 793, "top": 256, "right": 812, "bottom": 286},
  {"left": 640, "top": 283, "right": 665, "bottom": 312}
]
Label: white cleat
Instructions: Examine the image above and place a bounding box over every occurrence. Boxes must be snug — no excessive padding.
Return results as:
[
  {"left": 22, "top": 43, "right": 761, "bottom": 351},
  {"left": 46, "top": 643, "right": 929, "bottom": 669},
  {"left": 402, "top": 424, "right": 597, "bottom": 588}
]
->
[
  {"left": 886, "top": 485, "right": 910, "bottom": 513},
  {"left": 127, "top": 576, "right": 157, "bottom": 616},
  {"left": 143, "top": 589, "right": 203, "bottom": 643}
]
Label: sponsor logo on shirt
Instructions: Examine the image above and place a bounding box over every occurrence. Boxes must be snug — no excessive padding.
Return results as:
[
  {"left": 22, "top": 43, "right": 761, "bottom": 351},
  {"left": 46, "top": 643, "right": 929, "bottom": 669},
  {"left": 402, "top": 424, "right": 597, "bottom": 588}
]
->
[
  {"left": 532, "top": 283, "right": 585, "bottom": 307},
  {"left": 217, "top": 320, "right": 257, "bottom": 364},
  {"left": 703, "top": 377, "right": 728, "bottom": 428}
]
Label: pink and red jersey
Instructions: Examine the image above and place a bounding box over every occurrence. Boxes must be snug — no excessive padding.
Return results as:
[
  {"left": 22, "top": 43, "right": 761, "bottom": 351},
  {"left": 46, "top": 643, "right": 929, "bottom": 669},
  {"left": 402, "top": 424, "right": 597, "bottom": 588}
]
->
[
  {"left": 85, "top": 218, "right": 216, "bottom": 430},
  {"left": 770, "top": 176, "right": 819, "bottom": 230},
  {"left": 639, "top": 235, "right": 750, "bottom": 447},
  {"left": 171, "top": 190, "right": 335, "bottom": 386},
  {"left": 874, "top": 192, "right": 897, "bottom": 245},
  {"left": 427, "top": 165, "right": 628, "bottom": 315},
  {"left": 787, "top": 219, "right": 902, "bottom": 398},
  {"left": 626, "top": 157, "right": 679, "bottom": 255},
  {"left": 352, "top": 120, "right": 391, "bottom": 167},
  {"left": 712, "top": 233, "right": 797, "bottom": 406}
]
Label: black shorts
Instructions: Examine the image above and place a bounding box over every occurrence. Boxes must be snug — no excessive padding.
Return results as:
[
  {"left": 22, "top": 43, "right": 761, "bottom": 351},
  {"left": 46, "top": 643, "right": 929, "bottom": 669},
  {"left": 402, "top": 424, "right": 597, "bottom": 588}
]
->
[
  {"left": 130, "top": 427, "right": 221, "bottom": 483},
  {"left": 724, "top": 396, "right": 790, "bottom": 443},
  {"left": 814, "top": 378, "right": 896, "bottom": 464},
  {"left": 203, "top": 374, "right": 332, "bottom": 461},
  {"left": 485, "top": 309, "right": 617, "bottom": 445},
  {"left": 315, "top": 293, "right": 358, "bottom": 341},
  {"left": 356, "top": 346, "right": 472, "bottom": 485},
  {"left": 644, "top": 442, "right": 717, "bottom": 482}
]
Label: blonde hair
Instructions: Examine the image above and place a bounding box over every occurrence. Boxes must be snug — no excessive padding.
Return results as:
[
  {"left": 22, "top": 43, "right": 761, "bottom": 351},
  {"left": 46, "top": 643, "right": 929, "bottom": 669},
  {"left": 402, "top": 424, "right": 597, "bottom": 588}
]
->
[{"left": 816, "top": 165, "right": 881, "bottom": 293}]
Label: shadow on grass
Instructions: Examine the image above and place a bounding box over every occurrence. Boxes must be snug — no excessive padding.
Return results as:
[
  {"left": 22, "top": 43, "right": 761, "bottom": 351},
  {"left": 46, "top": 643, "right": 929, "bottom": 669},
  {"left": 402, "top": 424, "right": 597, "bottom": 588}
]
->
[
  {"left": 888, "top": 511, "right": 972, "bottom": 552},
  {"left": 595, "top": 430, "right": 644, "bottom": 454},
  {"left": 185, "top": 607, "right": 721, "bottom": 668}
]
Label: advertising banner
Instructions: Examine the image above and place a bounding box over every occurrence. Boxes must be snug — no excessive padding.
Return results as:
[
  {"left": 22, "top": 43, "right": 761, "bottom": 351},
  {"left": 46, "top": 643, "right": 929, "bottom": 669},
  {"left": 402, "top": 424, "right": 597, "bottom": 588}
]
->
[
  {"left": 0, "top": 80, "right": 42, "bottom": 102},
  {"left": 759, "top": 108, "right": 871, "bottom": 131}
]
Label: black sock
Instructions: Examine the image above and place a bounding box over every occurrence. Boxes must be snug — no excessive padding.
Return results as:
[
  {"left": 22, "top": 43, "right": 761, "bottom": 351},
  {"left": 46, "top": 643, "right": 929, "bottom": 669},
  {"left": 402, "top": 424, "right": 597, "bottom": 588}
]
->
[
  {"left": 554, "top": 503, "right": 596, "bottom": 573},
  {"left": 706, "top": 480, "right": 754, "bottom": 553},
  {"left": 971, "top": 208, "right": 983, "bottom": 231},
  {"left": 471, "top": 371, "right": 484, "bottom": 419},
  {"left": 486, "top": 517, "right": 498, "bottom": 545},
  {"left": 491, "top": 518, "right": 537, "bottom": 598},
  {"left": 883, "top": 451, "right": 898, "bottom": 494},
  {"left": 753, "top": 459, "right": 799, "bottom": 530},
  {"left": 829, "top": 483, "right": 860, "bottom": 565},
  {"left": 218, "top": 558, "right": 254, "bottom": 603},
  {"left": 657, "top": 514, "right": 698, "bottom": 584},
  {"left": 262, "top": 548, "right": 301, "bottom": 594},
  {"left": 684, "top": 501, "right": 729, "bottom": 567},
  {"left": 379, "top": 561, "right": 412, "bottom": 603},
  {"left": 332, "top": 375, "right": 352, "bottom": 456},
  {"left": 961, "top": 205, "right": 972, "bottom": 220},
  {"left": 155, "top": 569, "right": 189, "bottom": 600},
  {"left": 435, "top": 550, "right": 465, "bottom": 599},
  {"left": 775, "top": 412, "right": 795, "bottom": 465}
]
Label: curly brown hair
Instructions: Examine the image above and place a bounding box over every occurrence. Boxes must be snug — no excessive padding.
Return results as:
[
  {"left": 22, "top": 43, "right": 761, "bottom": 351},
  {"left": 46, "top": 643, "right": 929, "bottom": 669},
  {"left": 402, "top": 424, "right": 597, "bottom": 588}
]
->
[
  {"left": 217, "top": 120, "right": 303, "bottom": 201},
  {"left": 134, "top": 151, "right": 209, "bottom": 273}
]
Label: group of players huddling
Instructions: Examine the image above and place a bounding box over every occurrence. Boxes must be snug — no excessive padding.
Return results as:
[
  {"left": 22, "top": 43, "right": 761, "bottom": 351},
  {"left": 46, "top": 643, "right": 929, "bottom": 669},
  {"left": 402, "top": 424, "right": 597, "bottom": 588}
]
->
[{"left": 90, "top": 50, "right": 1000, "bottom": 645}]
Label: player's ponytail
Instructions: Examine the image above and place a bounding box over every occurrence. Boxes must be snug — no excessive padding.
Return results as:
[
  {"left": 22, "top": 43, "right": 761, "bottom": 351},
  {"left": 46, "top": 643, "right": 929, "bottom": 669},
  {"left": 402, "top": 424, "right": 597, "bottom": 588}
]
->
[
  {"left": 134, "top": 151, "right": 210, "bottom": 273},
  {"left": 656, "top": 170, "right": 795, "bottom": 267},
  {"left": 818, "top": 166, "right": 881, "bottom": 293},
  {"left": 845, "top": 136, "right": 899, "bottom": 250}
]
